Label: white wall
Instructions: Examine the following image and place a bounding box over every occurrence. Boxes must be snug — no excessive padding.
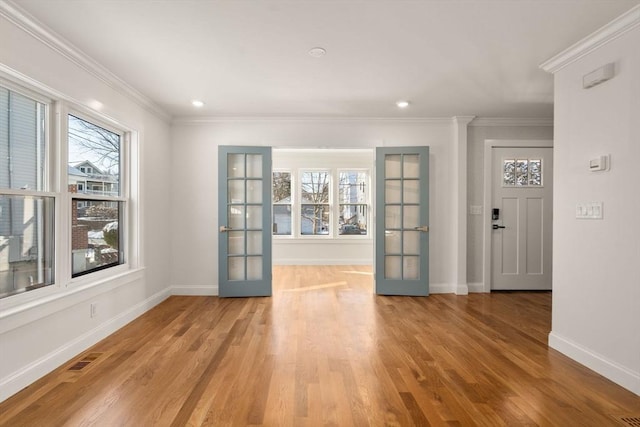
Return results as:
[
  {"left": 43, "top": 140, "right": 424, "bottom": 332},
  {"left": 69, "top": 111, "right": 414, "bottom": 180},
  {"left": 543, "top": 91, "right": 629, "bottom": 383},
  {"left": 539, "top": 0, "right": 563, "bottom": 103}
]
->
[
  {"left": 546, "top": 14, "right": 640, "bottom": 394},
  {"left": 170, "top": 119, "right": 458, "bottom": 294},
  {"left": 0, "top": 12, "right": 172, "bottom": 401}
]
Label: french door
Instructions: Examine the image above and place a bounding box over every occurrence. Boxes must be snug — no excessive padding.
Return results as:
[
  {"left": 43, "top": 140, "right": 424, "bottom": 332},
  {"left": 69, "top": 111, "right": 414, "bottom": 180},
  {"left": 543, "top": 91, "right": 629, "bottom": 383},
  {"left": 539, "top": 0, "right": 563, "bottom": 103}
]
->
[
  {"left": 375, "top": 147, "right": 430, "bottom": 296},
  {"left": 218, "top": 146, "right": 272, "bottom": 297}
]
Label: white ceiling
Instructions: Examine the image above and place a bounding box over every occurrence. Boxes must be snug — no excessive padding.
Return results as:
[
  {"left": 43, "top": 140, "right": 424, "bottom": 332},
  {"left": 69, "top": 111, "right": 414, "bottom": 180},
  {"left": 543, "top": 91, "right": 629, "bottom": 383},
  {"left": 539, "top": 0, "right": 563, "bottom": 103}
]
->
[{"left": 10, "top": 0, "right": 640, "bottom": 119}]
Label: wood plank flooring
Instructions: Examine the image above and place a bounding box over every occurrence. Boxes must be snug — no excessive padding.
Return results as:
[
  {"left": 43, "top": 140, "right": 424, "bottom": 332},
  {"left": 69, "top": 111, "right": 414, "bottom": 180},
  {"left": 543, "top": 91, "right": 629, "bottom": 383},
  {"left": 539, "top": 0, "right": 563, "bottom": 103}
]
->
[{"left": 1, "top": 265, "right": 639, "bottom": 426}]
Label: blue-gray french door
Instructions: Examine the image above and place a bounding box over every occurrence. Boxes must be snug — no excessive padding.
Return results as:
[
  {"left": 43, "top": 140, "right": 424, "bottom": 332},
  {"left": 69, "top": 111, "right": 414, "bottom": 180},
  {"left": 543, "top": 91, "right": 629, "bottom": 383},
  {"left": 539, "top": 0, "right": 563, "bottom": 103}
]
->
[
  {"left": 375, "top": 147, "right": 430, "bottom": 296},
  {"left": 218, "top": 146, "right": 272, "bottom": 297}
]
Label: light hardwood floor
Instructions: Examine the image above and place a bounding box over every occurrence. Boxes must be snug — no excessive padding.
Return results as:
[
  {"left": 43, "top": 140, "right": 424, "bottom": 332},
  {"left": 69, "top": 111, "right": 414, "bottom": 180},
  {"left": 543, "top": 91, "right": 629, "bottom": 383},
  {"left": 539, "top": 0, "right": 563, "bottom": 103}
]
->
[{"left": 1, "top": 265, "right": 639, "bottom": 426}]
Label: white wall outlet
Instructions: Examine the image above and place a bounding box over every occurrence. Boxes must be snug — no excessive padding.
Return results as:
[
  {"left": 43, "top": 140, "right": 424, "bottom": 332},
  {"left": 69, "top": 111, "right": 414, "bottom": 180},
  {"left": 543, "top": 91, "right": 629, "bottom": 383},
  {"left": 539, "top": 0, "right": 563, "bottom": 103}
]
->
[{"left": 90, "top": 303, "right": 98, "bottom": 318}]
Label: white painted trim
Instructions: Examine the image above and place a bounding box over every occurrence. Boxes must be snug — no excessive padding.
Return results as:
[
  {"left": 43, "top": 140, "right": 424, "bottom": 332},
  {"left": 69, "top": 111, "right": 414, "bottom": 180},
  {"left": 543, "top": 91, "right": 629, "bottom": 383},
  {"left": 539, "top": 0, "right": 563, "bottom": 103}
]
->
[
  {"left": 171, "top": 286, "right": 218, "bottom": 296},
  {"left": 482, "top": 140, "right": 553, "bottom": 293},
  {"left": 453, "top": 116, "right": 475, "bottom": 296},
  {"left": 540, "top": 5, "right": 640, "bottom": 73},
  {"left": 549, "top": 331, "right": 640, "bottom": 395},
  {"left": 172, "top": 116, "right": 455, "bottom": 125},
  {"left": 429, "top": 283, "right": 455, "bottom": 294},
  {"left": 470, "top": 117, "right": 553, "bottom": 127},
  {"left": 0, "top": 287, "right": 170, "bottom": 403},
  {"left": 467, "top": 282, "right": 485, "bottom": 293},
  {"left": 0, "top": 0, "right": 170, "bottom": 122}
]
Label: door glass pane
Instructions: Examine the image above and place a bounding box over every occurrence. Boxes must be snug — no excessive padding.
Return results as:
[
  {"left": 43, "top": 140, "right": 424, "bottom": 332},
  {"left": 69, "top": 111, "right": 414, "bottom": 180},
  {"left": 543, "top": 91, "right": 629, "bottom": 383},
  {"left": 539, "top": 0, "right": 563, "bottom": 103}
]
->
[
  {"left": 246, "top": 205, "right": 262, "bottom": 229},
  {"left": 385, "top": 231, "right": 401, "bottom": 254},
  {"left": 228, "top": 231, "right": 244, "bottom": 255},
  {"left": 385, "top": 206, "right": 401, "bottom": 229},
  {"left": 246, "top": 154, "right": 262, "bottom": 178},
  {"left": 228, "top": 180, "right": 244, "bottom": 203},
  {"left": 229, "top": 206, "right": 244, "bottom": 229},
  {"left": 403, "top": 154, "right": 419, "bottom": 178},
  {"left": 403, "top": 205, "right": 419, "bottom": 229},
  {"left": 228, "top": 154, "right": 245, "bottom": 178},
  {"left": 247, "top": 231, "right": 262, "bottom": 254},
  {"left": 247, "top": 256, "right": 262, "bottom": 280},
  {"left": 385, "top": 256, "right": 402, "bottom": 279},
  {"left": 403, "top": 256, "right": 419, "bottom": 280},
  {"left": 403, "top": 180, "right": 419, "bottom": 204},
  {"left": 385, "top": 155, "right": 401, "bottom": 178},
  {"left": 403, "top": 231, "right": 420, "bottom": 254},
  {"left": 247, "top": 180, "right": 262, "bottom": 203},
  {"left": 385, "top": 180, "right": 401, "bottom": 203},
  {"left": 228, "top": 257, "right": 244, "bottom": 280}
]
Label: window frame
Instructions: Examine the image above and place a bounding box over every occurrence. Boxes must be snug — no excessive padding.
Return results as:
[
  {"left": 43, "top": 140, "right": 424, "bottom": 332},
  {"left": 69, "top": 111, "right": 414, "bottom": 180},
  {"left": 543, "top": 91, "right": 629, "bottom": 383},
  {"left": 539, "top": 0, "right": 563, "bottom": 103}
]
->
[
  {"left": 298, "top": 169, "right": 332, "bottom": 238},
  {"left": 336, "top": 168, "right": 370, "bottom": 238},
  {"left": 272, "top": 169, "right": 294, "bottom": 237},
  {"left": 0, "top": 75, "right": 140, "bottom": 305}
]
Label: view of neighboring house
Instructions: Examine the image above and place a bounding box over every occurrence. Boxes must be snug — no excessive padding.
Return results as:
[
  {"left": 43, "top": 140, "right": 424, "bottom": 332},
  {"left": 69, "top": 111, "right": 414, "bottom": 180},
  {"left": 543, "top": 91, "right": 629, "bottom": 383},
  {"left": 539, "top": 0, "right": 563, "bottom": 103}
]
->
[{"left": 68, "top": 160, "right": 119, "bottom": 197}]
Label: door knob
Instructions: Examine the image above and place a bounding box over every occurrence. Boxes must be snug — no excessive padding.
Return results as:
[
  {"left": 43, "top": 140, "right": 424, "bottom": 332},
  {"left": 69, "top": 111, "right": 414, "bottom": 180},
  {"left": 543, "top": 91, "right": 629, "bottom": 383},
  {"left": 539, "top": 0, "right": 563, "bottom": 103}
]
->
[
  {"left": 219, "top": 226, "right": 233, "bottom": 232},
  {"left": 492, "top": 224, "right": 506, "bottom": 230},
  {"left": 414, "top": 226, "right": 429, "bottom": 232}
]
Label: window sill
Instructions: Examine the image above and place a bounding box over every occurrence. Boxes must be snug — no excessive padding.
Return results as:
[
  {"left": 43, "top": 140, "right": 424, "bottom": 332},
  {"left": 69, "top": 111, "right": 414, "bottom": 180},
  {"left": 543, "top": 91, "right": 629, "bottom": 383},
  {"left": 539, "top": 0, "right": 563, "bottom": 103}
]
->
[
  {"left": 0, "top": 267, "right": 145, "bottom": 334},
  {"left": 273, "top": 237, "right": 372, "bottom": 244}
]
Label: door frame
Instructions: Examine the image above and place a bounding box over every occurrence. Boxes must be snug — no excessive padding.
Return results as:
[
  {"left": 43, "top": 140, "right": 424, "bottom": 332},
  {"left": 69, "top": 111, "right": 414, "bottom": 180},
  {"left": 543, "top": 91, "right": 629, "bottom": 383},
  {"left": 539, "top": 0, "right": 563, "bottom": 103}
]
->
[{"left": 482, "top": 139, "right": 553, "bottom": 293}]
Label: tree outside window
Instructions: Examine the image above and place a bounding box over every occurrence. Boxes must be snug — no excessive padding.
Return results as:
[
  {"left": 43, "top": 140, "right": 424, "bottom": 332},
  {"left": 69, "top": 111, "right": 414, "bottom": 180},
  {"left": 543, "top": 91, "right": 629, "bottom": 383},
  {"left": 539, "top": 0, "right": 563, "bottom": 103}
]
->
[{"left": 300, "top": 171, "right": 329, "bottom": 235}]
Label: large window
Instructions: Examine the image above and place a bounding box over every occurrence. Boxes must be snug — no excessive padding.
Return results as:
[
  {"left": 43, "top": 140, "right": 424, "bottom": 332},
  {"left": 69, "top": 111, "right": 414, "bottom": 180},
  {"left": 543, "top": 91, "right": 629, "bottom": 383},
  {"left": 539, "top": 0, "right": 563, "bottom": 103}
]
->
[
  {"left": 338, "top": 171, "right": 368, "bottom": 235},
  {"left": 68, "top": 114, "right": 124, "bottom": 277},
  {"left": 272, "top": 171, "right": 291, "bottom": 235},
  {"left": 272, "top": 167, "right": 370, "bottom": 239},
  {"left": 0, "top": 80, "right": 133, "bottom": 299},
  {"left": 300, "top": 171, "right": 330, "bottom": 235},
  {"left": 0, "top": 86, "right": 54, "bottom": 298}
]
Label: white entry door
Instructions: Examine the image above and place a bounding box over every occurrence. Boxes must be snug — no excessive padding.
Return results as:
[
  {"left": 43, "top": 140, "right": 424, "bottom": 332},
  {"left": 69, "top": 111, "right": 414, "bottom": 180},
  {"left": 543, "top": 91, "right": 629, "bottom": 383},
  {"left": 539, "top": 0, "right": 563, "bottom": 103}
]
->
[{"left": 491, "top": 147, "right": 553, "bottom": 290}]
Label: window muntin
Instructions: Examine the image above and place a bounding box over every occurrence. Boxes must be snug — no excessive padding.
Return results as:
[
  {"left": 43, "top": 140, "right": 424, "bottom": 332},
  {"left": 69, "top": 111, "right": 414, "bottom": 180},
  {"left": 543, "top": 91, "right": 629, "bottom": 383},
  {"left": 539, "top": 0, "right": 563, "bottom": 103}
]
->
[
  {"left": 300, "top": 171, "right": 330, "bottom": 235},
  {"left": 272, "top": 171, "right": 291, "bottom": 235},
  {"left": 503, "top": 158, "right": 543, "bottom": 187},
  {"left": 338, "top": 171, "right": 368, "bottom": 235},
  {"left": 0, "top": 85, "right": 54, "bottom": 298}
]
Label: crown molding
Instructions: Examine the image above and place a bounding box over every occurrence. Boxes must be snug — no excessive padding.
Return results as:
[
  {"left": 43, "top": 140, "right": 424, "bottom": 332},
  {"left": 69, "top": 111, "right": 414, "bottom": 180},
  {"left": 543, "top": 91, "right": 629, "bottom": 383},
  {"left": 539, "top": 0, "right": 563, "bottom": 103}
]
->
[
  {"left": 171, "top": 116, "right": 456, "bottom": 125},
  {"left": 540, "top": 5, "right": 640, "bottom": 74},
  {"left": 470, "top": 117, "right": 553, "bottom": 127},
  {"left": 0, "top": 0, "right": 171, "bottom": 122}
]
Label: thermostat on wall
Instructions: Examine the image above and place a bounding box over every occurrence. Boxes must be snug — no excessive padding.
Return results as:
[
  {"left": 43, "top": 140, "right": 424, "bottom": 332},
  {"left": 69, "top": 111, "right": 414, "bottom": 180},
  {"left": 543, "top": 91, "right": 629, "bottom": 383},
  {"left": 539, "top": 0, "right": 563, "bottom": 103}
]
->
[{"left": 589, "top": 155, "right": 609, "bottom": 172}]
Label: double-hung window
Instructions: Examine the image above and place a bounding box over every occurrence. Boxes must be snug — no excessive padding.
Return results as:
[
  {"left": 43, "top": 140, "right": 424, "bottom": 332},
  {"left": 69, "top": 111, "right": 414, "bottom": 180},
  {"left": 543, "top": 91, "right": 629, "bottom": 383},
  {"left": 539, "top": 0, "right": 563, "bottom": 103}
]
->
[
  {"left": 0, "top": 85, "right": 54, "bottom": 298},
  {"left": 0, "top": 79, "right": 133, "bottom": 300},
  {"left": 68, "top": 114, "right": 125, "bottom": 277},
  {"left": 300, "top": 171, "right": 330, "bottom": 236},
  {"left": 338, "top": 171, "right": 368, "bottom": 235},
  {"left": 272, "top": 171, "right": 292, "bottom": 235}
]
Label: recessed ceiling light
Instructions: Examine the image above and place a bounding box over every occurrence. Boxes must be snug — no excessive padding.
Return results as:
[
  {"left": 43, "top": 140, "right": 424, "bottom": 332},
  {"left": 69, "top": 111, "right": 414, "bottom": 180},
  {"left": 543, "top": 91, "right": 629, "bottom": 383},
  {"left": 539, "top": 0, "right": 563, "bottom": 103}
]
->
[
  {"left": 396, "top": 100, "right": 410, "bottom": 109},
  {"left": 308, "top": 47, "right": 326, "bottom": 58},
  {"left": 191, "top": 99, "right": 205, "bottom": 108}
]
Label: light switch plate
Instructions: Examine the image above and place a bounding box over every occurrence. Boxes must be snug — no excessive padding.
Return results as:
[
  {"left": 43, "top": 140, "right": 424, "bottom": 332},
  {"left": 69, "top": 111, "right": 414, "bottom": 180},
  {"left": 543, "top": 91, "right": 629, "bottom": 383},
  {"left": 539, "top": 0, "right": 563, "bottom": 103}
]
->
[{"left": 576, "top": 202, "right": 603, "bottom": 219}]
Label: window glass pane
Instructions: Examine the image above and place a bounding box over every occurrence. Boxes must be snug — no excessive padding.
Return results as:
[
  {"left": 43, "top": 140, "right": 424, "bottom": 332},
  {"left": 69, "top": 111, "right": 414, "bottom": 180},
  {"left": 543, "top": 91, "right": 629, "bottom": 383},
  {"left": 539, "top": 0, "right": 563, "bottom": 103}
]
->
[
  {"left": 385, "top": 155, "right": 401, "bottom": 178},
  {"left": 338, "top": 171, "right": 367, "bottom": 203},
  {"left": 0, "top": 195, "right": 54, "bottom": 298},
  {"left": 273, "top": 205, "right": 291, "bottom": 235},
  {"left": 403, "top": 154, "right": 420, "bottom": 178},
  {"left": 301, "top": 204, "right": 329, "bottom": 235},
  {"left": 246, "top": 154, "right": 262, "bottom": 178},
  {"left": 301, "top": 171, "right": 329, "bottom": 203},
  {"left": 529, "top": 159, "right": 542, "bottom": 186},
  {"left": 516, "top": 160, "right": 528, "bottom": 186},
  {"left": 0, "top": 87, "right": 46, "bottom": 191},
  {"left": 227, "top": 154, "right": 244, "bottom": 178},
  {"left": 68, "top": 115, "right": 120, "bottom": 196},
  {"left": 72, "top": 200, "right": 123, "bottom": 277},
  {"left": 338, "top": 204, "right": 367, "bottom": 235},
  {"left": 503, "top": 160, "right": 516, "bottom": 186},
  {"left": 273, "top": 172, "right": 291, "bottom": 203}
]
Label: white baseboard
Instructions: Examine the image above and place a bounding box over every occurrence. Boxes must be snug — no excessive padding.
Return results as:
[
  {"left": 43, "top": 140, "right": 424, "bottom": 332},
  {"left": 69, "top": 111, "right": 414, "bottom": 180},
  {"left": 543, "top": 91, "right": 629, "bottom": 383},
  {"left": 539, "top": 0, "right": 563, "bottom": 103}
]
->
[
  {"left": 429, "top": 283, "right": 455, "bottom": 294},
  {"left": 0, "top": 288, "right": 170, "bottom": 403},
  {"left": 467, "top": 282, "right": 485, "bottom": 293},
  {"left": 171, "top": 286, "right": 218, "bottom": 296},
  {"left": 549, "top": 331, "right": 640, "bottom": 395},
  {"left": 455, "top": 283, "right": 469, "bottom": 295}
]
